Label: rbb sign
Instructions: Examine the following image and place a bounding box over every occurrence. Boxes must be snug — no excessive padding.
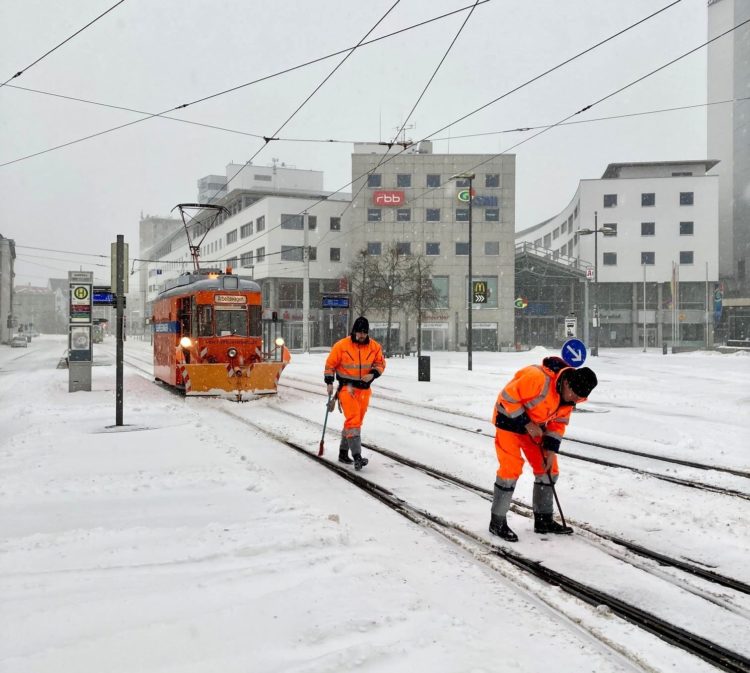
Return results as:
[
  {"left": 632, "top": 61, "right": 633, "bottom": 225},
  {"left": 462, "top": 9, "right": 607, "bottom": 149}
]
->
[
  {"left": 372, "top": 191, "right": 405, "bottom": 206},
  {"left": 472, "top": 280, "right": 487, "bottom": 304}
]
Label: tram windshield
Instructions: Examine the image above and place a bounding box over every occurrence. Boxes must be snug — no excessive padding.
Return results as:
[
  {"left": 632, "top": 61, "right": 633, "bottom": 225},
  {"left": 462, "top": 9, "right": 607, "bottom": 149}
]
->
[{"left": 215, "top": 308, "right": 248, "bottom": 336}]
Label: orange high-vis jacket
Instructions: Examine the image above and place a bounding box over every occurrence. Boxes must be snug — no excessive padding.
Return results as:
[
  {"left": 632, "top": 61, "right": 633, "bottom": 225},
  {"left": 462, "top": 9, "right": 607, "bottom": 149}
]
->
[
  {"left": 324, "top": 336, "right": 385, "bottom": 389},
  {"left": 492, "top": 357, "right": 576, "bottom": 452}
]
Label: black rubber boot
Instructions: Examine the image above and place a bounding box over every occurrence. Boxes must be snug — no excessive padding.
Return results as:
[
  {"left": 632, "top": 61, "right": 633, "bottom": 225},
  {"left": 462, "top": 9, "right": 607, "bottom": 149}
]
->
[
  {"left": 534, "top": 513, "right": 573, "bottom": 535},
  {"left": 338, "top": 450, "right": 353, "bottom": 464},
  {"left": 489, "top": 515, "right": 518, "bottom": 542},
  {"left": 353, "top": 455, "right": 369, "bottom": 471}
]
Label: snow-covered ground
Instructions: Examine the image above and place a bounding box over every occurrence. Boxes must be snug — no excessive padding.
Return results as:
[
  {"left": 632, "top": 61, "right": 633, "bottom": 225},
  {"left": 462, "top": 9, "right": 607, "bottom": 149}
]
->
[{"left": 1, "top": 335, "right": 748, "bottom": 673}]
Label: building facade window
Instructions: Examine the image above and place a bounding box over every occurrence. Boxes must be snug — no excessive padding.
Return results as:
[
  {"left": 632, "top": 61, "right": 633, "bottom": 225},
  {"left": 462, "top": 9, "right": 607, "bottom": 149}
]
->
[
  {"left": 680, "top": 221, "right": 694, "bottom": 235},
  {"left": 485, "top": 173, "right": 500, "bottom": 188},
  {"left": 604, "top": 222, "right": 617, "bottom": 236},
  {"left": 330, "top": 247, "right": 341, "bottom": 262},
  {"left": 396, "top": 208, "right": 411, "bottom": 221},
  {"left": 240, "top": 222, "right": 253, "bottom": 238},
  {"left": 256, "top": 215, "right": 265, "bottom": 232},
  {"left": 455, "top": 242, "right": 469, "bottom": 255},
  {"left": 330, "top": 216, "right": 341, "bottom": 231},
  {"left": 603, "top": 252, "right": 617, "bottom": 265},
  {"left": 426, "top": 174, "right": 441, "bottom": 188},
  {"left": 553, "top": 227, "right": 560, "bottom": 239},
  {"left": 426, "top": 242, "right": 440, "bottom": 256},
  {"left": 226, "top": 229, "right": 237, "bottom": 244},
  {"left": 307, "top": 215, "right": 317, "bottom": 230},
  {"left": 396, "top": 174, "right": 411, "bottom": 187},
  {"left": 367, "top": 208, "right": 382, "bottom": 222},
  {"left": 309, "top": 247, "right": 317, "bottom": 261},
  {"left": 641, "top": 192, "right": 655, "bottom": 206},
  {"left": 484, "top": 241, "right": 500, "bottom": 255},
  {"left": 603, "top": 194, "right": 617, "bottom": 208},
  {"left": 455, "top": 178, "right": 470, "bottom": 188},
  {"left": 641, "top": 251, "right": 655, "bottom": 265},
  {"left": 432, "top": 276, "right": 449, "bottom": 308},
  {"left": 227, "top": 256, "right": 237, "bottom": 269},
  {"left": 281, "top": 245, "right": 303, "bottom": 262},
  {"left": 396, "top": 242, "right": 411, "bottom": 256},
  {"left": 456, "top": 208, "right": 469, "bottom": 221},
  {"left": 367, "top": 174, "right": 382, "bottom": 188},
  {"left": 241, "top": 251, "right": 253, "bottom": 267},
  {"left": 680, "top": 251, "right": 694, "bottom": 265},
  {"left": 367, "top": 242, "right": 381, "bottom": 256},
  {"left": 641, "top": 222, "right": 655, "bottom": 236},
  {"left": 281, "top": 214, "right": 303, "bottom": 229},
  {"left": 543, "top": 233, "right": 551, "bottom": 248},
  {"left": 485, "top": 208, "right": 499, "bottom": 221},
  {"left": 680, "top": 191, "right": 694, "bottom": 205},
  {"left": 256, "top": 246, "right": 265, "bottom": 262},
  {"left": 426, "top": 208, "right": 441, "bottom": 221}
]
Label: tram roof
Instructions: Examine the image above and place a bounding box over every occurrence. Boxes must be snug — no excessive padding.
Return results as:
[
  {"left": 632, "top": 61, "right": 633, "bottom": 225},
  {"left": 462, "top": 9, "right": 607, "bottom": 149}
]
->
[{"left": 157, "top": 271, "right": 260, "bottom": 299}]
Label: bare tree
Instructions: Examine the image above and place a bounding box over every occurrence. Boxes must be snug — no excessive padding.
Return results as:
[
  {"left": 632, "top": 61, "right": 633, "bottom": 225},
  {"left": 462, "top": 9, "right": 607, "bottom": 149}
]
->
[
  {"left": 369, "top": 244, "right": 414, "bottom": 353},
  {"left": 404, "top": 255, "right": 442, "bottom": 357},
  {"left": 345, "top": 249, "right": 379, "bottom": 317}
]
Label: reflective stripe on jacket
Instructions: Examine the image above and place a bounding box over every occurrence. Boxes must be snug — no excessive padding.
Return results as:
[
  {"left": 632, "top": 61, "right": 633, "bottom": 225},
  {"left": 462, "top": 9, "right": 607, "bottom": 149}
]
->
[
  {"left": 492, "top": 362, "right": 574, "bottom": 451},
  {"left": 324, "top": 336, "right": 385, "bottom": 389}
]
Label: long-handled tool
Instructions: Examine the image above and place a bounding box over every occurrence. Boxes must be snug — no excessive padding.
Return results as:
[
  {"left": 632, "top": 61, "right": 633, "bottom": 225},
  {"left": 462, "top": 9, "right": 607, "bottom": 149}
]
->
[
  {"left": 546, "top": 465, "right": 568, "bottom": 528},
  {"left": 318, "top": 392, "right": 337, "bottom": 456}
]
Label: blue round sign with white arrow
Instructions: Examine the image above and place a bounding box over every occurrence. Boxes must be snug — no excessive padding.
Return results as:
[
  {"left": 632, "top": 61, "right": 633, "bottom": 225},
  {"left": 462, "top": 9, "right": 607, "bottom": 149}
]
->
[{"left": 561, "top": 338, "right": 587, "bottom": 367}]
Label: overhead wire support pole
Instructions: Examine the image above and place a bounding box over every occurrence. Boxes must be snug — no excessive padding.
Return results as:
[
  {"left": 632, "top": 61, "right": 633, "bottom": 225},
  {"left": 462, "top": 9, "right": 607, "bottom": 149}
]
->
[{"left": 303, "top": 211, "right": 310, "bottom": 354}]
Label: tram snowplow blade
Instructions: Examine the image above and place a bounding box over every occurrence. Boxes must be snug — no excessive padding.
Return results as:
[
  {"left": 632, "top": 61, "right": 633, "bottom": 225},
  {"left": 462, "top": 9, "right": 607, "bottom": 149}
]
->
[{"left": 182, "top": 362, "right": 284, "bottom": 396}]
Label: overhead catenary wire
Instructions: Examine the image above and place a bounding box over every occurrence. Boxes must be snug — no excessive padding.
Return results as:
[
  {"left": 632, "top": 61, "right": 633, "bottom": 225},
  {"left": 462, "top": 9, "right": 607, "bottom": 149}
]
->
[
  {"left": 195, "top": 0, "right": 687, "bottom": 267},
  {"left": 339, "top": 0, "right": 482, "bottom": 220},
  {"left": 0, "top": 0, "right": 127, "bottom": 89},
  {"left": 0, "top": 1, "right": 489, "bottom": 169},
  {"left": 203, "top": 0, "right": 404, "bottom": 207}
]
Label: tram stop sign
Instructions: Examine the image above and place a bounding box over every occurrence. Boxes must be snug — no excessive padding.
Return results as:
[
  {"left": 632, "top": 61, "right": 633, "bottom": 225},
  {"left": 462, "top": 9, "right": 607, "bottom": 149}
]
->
[
  {"left": 561, "top": 338, "right": 587, "bottom": 367},
  {"left": 472, "top": 280, "right": 487, "bottom": 304}
]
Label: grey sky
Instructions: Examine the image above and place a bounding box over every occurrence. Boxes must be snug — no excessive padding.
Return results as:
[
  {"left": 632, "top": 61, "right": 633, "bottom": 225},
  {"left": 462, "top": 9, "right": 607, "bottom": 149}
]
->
[{"left": 1, "top": 0, "right": 708, "bottom": 286}]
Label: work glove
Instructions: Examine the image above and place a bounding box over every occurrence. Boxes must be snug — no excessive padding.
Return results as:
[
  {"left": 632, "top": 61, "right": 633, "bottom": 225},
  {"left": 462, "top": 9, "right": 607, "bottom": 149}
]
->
[
  {"left": 542, "top": 450, "right": 555, "bottom": 472},
  {"left": 326, "top": 383, "right": 333, "bottom": 397}
]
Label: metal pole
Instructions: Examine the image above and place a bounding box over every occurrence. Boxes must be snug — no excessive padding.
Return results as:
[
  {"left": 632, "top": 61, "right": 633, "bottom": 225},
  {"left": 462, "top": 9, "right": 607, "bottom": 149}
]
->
[
  {"left": 593, "top": 211, "right": 599, "bottom": 357},
  {"left": 468, "top": 175, "right": 473, "bottom": 371},
  {"left": 116, "top": 235, "right": 124, "bottom": 426},
  {"left": 642, "top": 263, "right": 647, "bottom": 352},
  {"left": 303, "top": 211, "right": 310, "bottom": 353}
]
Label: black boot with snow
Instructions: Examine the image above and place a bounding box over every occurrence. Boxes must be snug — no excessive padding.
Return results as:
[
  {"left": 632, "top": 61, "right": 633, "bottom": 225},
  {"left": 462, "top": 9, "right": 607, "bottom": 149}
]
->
[
  {"left": 353, "top": 455, "right": 369, "bottom": 471},
  {"left": 534, "top": 513, "right": 573, "bottom": 535},
  {"left": 338, "top": 450, "right": 353, "bottom": 464},
  {"left": 489, "top": 515, "right": 518, "bottom": 542}
]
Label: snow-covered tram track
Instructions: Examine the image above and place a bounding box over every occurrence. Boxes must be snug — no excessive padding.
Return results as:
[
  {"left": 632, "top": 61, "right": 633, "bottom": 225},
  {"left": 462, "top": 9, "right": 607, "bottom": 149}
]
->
[
  {"left": 279, "top": 378, "right": 750, "bottom": 500},
  {"left": 212, "top": 403, "right": 750, "bottom": 673}
]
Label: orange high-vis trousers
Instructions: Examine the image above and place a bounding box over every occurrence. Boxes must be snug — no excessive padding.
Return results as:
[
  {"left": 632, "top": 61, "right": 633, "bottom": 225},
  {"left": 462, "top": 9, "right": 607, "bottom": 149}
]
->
[
  {"left": 494, "top": 428, "right": 559, "bottom": 480},
  {"left": 339, "top": 385, "right": 372, "bottom": 438}
]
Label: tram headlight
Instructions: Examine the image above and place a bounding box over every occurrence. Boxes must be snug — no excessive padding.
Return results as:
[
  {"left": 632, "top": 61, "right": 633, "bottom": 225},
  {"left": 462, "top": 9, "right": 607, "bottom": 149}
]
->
[
  {"left": 227, "top": 347, "right": 238, "bottom": 358},
  {"left": 180, "top": 336, "right": 192, "bottom": 349},
  {"left": 274, "top": 337, "right": 285, "bottom": 347}
]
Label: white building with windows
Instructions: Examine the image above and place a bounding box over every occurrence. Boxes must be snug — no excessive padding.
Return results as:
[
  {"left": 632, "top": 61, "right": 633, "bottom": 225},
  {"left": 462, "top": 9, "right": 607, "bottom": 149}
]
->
[
  {"left": 145, "top": 163, "right": 352, "bottom": 348},
  {"left": 516, "top": 161, "right": 720, "bottom": 348},
  {"left": 350, "top": 142, "right": 516, "bottom": 351}
]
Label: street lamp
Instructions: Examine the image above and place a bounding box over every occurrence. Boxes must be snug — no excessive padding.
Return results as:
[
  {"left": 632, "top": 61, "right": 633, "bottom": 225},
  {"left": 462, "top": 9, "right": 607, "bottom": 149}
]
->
[
  {"left": 576, "top": 211, "right": 615, "bottom": 356},
  {"left": 451, "top": 172, "right": 475, "bottom": 371}
]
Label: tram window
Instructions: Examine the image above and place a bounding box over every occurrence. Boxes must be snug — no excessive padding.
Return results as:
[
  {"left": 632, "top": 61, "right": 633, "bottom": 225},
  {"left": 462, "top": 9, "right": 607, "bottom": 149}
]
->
[
  {"left": 216, "top": 309, "right": 248, "bottom": 336},
  {"left": 249, "top": 305, "right": 261, "bottom": 336},
  {"left": 198, "top": 306, "right": 213, "bottom": 337}
]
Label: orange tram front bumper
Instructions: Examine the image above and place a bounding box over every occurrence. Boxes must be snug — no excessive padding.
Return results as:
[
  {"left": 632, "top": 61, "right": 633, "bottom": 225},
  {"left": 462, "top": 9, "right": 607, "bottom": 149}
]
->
[{"left": 180, "top": 361, "right": 285, "bottom": 398}]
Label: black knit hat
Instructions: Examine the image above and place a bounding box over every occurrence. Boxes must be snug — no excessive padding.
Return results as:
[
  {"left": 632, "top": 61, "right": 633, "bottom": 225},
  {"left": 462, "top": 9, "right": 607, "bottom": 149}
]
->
[
  {"left": 567, "top": 367, "right": 598, "bottom": 397},
  {"left": 351, "top": 316, "right": 369, "bottom": 334}
]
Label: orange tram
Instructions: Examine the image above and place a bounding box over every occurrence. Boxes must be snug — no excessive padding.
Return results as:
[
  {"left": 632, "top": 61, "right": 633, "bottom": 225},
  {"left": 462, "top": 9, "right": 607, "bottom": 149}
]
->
[{"left": 152, "top": 268, "right": 286, "bottom": 400}]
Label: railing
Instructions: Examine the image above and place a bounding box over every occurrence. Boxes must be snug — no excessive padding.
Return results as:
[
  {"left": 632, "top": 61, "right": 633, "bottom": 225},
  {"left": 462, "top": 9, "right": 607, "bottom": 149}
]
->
[{"left": 514, "top": 241, "right": 591, "bottom": 273}]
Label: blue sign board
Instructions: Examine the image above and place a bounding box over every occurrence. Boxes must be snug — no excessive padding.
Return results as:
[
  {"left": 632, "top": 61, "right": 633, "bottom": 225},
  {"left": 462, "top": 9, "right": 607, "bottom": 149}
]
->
[
  {"left": 322, "top": 296, "right": 350, "bottom": 309},
  {"left": 561, "top": 338, "right": 587, "bottom": 367}
]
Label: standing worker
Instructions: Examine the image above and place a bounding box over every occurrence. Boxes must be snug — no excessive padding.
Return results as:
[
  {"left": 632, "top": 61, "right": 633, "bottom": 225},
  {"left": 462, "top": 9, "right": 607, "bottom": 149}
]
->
[
  {"left": 324, "top": 316, "right": 386, "bottom": 470},
  {"left": 489, "top": 356, "right": 598, "bottom": 541}
]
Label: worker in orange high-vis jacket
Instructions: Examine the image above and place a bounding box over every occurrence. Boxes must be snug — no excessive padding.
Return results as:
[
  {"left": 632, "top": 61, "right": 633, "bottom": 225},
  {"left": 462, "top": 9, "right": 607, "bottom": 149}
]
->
[
  {"left": 489, "top": 356, "right": 597, "bottom": 542},
  {"left": 324, "top": 316, "right": 386, "bottom": 470}
]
